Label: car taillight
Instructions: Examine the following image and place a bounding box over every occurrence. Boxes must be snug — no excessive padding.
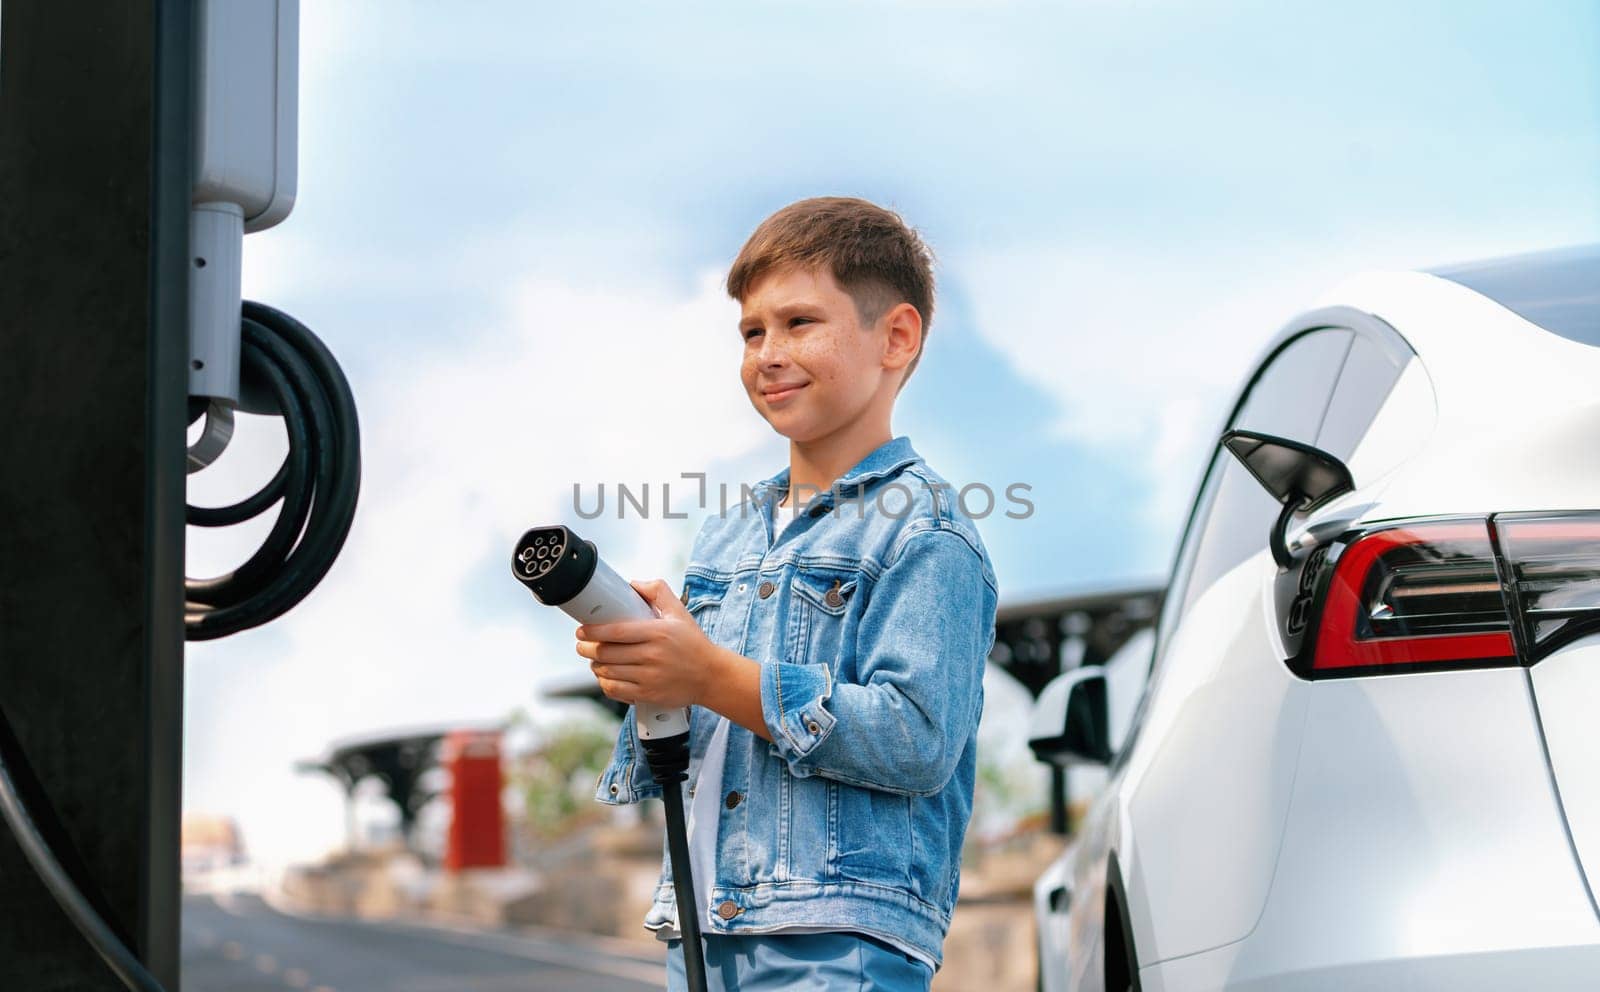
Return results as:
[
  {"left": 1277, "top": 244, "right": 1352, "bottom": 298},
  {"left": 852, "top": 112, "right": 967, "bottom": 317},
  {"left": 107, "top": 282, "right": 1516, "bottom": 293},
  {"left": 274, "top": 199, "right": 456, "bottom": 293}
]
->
[
  {"left": 1302, "top": 519, "right": 1517, "bottom": 677},
  {"left": 1494, "top": 514, "right": 1600, "bottom": 663}
]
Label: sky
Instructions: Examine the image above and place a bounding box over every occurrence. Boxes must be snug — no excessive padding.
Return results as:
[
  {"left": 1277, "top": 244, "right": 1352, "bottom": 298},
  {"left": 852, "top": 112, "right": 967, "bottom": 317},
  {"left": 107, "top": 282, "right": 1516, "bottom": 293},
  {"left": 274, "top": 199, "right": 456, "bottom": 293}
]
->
[{"left": 182, "top": 0, "right": 1600, "bottom": 865}]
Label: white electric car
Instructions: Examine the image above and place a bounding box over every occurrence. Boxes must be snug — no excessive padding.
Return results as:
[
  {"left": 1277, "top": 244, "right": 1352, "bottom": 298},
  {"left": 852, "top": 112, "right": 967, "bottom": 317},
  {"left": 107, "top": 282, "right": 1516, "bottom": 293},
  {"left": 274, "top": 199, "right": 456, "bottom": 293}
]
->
[{"left": 1029, "top": 244, "right": 1600, "bottom": 991}]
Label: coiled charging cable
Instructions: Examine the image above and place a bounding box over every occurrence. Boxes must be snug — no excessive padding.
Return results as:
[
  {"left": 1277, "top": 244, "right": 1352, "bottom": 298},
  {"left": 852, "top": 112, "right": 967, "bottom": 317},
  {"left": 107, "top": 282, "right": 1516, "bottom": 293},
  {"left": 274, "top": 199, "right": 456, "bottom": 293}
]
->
[{"left": 185, "top": 300, "right": 361, "bottom": 640}]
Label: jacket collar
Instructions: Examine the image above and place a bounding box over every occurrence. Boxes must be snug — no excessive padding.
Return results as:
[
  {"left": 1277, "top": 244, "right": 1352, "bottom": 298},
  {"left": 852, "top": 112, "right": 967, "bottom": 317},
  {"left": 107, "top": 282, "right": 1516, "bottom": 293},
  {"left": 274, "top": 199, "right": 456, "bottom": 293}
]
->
[{"left": 751, "top": 435, "right": 921, "bottom": 509}]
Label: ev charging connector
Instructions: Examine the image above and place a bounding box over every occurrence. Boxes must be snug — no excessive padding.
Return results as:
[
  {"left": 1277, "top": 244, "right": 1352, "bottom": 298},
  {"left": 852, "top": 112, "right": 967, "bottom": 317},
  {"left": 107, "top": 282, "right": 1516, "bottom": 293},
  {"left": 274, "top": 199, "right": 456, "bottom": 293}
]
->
[{"left": 512, "top": 525, "right": 710, "bottom": 992}]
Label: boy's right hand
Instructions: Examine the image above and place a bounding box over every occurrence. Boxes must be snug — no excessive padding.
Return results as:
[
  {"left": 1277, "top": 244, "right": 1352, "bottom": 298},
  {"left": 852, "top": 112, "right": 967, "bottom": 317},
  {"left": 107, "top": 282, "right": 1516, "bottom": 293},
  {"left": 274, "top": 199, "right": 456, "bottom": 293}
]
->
[{"left": 575, "top": 578, "right": 717, "bottom": 710}]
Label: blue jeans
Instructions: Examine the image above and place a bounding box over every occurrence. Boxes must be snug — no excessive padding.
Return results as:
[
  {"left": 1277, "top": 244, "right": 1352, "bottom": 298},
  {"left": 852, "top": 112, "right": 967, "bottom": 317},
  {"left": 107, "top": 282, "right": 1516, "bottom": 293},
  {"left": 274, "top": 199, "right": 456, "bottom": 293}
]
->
[{"left": 665, "top": 932, "right": 933, "bottom": 991}]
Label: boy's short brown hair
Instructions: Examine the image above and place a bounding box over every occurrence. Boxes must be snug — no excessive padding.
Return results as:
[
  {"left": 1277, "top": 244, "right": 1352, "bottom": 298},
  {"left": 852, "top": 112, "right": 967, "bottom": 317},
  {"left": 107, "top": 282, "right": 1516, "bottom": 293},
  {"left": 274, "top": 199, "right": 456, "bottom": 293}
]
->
[{"left": 726, "top": 196, "right": 936, "bottom": 389}]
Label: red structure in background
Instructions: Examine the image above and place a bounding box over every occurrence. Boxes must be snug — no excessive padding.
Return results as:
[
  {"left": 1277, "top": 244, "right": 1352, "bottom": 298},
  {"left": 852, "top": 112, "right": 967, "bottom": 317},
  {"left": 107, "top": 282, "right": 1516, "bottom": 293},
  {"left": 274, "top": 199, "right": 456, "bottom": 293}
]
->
[{"left": 442, "top": 729, "right": 506, "bottom": 871}]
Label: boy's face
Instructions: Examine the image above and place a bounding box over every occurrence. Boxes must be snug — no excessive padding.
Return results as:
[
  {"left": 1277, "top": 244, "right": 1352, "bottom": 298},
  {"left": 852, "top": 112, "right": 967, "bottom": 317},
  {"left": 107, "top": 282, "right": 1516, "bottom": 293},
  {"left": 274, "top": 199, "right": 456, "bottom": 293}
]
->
[{"left": 737, "top": 265, "right": 903, "bottom": 445}]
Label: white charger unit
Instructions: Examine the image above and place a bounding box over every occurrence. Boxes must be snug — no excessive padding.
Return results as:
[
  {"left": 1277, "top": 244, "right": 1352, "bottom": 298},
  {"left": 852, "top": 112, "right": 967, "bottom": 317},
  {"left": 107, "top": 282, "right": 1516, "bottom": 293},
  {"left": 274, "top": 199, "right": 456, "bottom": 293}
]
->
[{"left": 189, "top": 0, "right": 298, "bottom": 458}]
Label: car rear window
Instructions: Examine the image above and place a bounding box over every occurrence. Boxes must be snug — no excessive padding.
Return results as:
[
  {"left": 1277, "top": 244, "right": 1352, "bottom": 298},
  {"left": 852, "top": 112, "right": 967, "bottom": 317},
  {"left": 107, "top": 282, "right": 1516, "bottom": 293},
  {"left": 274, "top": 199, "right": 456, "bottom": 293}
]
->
[{"left": 1433, "top": 243, "right": 1600, "bottom": 347}]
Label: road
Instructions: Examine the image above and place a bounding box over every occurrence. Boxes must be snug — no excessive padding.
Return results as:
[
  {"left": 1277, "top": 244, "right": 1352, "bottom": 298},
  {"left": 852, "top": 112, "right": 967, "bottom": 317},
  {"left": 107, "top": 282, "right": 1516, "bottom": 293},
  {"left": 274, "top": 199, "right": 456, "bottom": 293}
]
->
[{"left": 182, "top": 892, "right": 665, "bottom": 992}]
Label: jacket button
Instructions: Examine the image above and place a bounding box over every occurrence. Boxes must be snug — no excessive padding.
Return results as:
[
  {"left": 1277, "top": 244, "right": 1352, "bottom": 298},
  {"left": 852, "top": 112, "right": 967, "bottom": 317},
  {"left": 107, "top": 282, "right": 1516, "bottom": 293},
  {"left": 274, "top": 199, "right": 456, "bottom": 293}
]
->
[
  {"left": 757, "top": 581, "right": 775, "bottom": 599},
  {"left": 717, "top": 900, "right": 739, "bottom": 920},
  {"left": 724, "top": 790, "right": 742, "bottom": 809},
  {"left": 806, "top": 721, "right": 821, "bottom": 734},
  {"left": 824, "top": 580, "right": 845, "bottom": 608},
  {"left": 609, "top": 783, "right": 619, "bottom": 796},
  {"left": 679, "top": 587, "right": 689, "bottom": 605}
]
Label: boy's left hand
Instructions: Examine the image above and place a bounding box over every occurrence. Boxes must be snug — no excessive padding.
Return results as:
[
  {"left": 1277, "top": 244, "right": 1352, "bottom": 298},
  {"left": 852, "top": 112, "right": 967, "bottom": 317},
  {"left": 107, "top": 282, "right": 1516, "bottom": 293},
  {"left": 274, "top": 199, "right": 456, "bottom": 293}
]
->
[{"left": 575, "top": 578, "right": 717, "bottom": 709}]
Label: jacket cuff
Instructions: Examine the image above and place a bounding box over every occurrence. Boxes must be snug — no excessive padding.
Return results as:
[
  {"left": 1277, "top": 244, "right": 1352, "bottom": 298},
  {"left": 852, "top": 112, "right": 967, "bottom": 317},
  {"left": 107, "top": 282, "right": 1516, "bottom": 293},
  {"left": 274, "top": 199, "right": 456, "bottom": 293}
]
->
[
  {"left": 760, "top": 660, "right": 837, "bottom": 773},
  {"left": 593, "top": 713, "right": 663, "bottom": 805}
]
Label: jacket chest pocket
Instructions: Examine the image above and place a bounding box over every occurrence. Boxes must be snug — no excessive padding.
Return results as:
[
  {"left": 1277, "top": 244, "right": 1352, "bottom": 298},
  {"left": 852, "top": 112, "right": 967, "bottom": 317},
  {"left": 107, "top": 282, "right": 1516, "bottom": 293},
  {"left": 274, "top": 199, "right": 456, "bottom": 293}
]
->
[
  {"left": 786, "top": 568, "right": 859, "bottom": 672},
  {"left": 681, "top": 573, "right": 731, "bottom": 643}
]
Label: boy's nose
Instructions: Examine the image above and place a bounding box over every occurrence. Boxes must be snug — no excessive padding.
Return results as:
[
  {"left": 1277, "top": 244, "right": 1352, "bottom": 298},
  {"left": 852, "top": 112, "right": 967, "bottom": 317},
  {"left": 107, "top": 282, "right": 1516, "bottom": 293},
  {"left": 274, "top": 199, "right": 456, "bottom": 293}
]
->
[{"left": 756, "top": 335, "right": 789, "bottom": 367}]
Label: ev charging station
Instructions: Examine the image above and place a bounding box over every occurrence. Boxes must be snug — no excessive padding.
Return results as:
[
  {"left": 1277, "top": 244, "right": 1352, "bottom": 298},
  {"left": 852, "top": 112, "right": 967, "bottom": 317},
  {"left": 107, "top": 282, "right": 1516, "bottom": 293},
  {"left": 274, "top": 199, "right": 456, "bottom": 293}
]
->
[
  {"left": 0, "top": 4, "right": 686, "bottom": 985},
  {"left": 1, "top": 2, "right": 356, "bottom": 986}
]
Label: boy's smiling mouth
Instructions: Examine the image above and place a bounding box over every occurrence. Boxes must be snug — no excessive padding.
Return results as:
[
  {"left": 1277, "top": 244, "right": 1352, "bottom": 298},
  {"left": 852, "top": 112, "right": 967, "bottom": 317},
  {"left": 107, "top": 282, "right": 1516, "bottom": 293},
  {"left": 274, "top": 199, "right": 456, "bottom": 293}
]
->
[{"left": 760, "top": 381, "right": 809, "bottom": 403}]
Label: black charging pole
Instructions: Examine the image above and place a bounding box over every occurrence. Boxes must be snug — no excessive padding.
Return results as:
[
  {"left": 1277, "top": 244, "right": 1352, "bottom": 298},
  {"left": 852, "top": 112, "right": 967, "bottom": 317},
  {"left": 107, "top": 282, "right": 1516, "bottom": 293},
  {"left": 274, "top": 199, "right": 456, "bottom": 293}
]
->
[{"left": 0, "top": 0, "right": 190, "bottom": 986}]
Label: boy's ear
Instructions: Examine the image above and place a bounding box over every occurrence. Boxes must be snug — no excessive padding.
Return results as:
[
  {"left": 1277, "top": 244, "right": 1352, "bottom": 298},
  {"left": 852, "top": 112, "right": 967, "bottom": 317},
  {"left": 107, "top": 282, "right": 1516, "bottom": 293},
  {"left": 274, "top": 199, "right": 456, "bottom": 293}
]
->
[{"left": 881, "top": 301, "right": 922, "bottom": 375}]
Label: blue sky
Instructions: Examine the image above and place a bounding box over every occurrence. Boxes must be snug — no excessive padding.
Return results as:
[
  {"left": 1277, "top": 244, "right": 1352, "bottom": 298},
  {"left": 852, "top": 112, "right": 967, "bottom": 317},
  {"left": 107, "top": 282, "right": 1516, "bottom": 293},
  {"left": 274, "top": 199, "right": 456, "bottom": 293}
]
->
[{"left": 183, "top": 0, "right": 1600, "bottom": 862}]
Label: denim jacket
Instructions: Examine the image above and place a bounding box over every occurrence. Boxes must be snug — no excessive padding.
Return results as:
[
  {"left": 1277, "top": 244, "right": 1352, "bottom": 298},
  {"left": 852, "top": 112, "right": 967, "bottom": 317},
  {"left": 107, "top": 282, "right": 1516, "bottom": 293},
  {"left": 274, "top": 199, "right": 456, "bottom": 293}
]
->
[{"left": 593, "top": 435, "right": 999, "bottom": 970}]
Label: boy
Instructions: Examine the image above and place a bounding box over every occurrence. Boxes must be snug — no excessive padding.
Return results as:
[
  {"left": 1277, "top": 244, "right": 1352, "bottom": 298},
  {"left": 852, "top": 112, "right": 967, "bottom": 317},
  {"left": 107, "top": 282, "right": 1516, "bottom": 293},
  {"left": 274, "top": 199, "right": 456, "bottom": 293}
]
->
[{"left": 576, "top": 196, "right": 999, "bottom": 990}]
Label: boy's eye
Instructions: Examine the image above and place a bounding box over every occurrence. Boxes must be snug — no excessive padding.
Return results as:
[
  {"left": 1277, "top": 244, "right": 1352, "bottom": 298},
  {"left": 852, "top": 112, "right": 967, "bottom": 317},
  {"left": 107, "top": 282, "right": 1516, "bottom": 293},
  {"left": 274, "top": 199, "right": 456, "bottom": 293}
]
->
[{"left": 742, "top": 327, "right": 763, "bottom": 341}]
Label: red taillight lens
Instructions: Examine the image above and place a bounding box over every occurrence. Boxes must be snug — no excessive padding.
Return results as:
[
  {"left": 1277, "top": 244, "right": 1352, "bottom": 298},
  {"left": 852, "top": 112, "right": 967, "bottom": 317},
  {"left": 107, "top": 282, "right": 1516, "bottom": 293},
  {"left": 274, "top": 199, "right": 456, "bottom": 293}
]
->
[
  {"left": 1496, "top": 514, "right": 1600, "bottom": 662},
  {"left": 1308, "top": 519, "right": 1517, "bottom": 676}
]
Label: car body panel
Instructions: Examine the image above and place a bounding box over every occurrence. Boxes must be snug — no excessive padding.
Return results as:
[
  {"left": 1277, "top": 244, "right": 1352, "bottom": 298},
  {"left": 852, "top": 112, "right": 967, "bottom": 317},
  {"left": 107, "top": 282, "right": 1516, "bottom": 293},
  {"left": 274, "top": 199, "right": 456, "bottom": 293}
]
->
[
  {"left": 1141, "top": 938, "right": 1600, "bottom": 992},
  {"left": 1034, "top": 842, "right": 1076, "bottom": 992},
  {"left": 1529, "top": 632, "right": 1600, "bottom": 913},
  {"left": 1232, "top": 669, "right": 1598, "bottom": 978},
  {"left": 1119, "top": 557, "right": 1309, "bottom": 963}
]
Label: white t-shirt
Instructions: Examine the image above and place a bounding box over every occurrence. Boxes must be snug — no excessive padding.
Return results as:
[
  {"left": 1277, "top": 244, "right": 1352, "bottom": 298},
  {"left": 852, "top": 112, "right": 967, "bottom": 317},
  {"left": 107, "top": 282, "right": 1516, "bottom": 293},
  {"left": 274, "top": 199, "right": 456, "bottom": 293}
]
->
[{"left": 662, "top": 715, "right": 937, "bottom": 974}]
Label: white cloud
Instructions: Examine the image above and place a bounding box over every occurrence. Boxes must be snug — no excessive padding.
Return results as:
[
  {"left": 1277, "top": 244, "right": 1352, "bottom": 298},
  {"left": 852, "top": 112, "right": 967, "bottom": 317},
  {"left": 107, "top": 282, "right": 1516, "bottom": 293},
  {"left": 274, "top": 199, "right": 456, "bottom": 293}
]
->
[
  {"left": 949, "top": 227, "right": 1566, "bottom": 531},
  {"left": 952, "top": 246, "right": 1305, "bottom": 529},
  {"left": 185, "top": 266, "right": 777, "bottom": 865}
]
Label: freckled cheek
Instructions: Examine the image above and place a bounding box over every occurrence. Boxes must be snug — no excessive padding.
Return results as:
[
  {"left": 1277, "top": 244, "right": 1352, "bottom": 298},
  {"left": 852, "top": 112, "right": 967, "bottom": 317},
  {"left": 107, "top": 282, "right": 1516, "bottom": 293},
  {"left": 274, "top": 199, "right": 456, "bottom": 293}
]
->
[
  {"left": 792, "top": 341, "right": 839, "bottom": 381},
  {"left": 806, "top": 352, "right": 844, "bottom": 384}
]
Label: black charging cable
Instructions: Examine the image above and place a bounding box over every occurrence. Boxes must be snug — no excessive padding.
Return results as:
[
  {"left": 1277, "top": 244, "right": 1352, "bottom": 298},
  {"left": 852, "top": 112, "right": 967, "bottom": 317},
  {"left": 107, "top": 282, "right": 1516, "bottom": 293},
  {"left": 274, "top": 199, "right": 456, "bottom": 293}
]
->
[
  {"left": 0, "top": 701, "right": 168, "bottom": 991},
  {"left": 639, "top": 735, "right": 709, "bottom": 992},
  {"left": 185, "top": 301, "right": 361, "bottom": 640}
]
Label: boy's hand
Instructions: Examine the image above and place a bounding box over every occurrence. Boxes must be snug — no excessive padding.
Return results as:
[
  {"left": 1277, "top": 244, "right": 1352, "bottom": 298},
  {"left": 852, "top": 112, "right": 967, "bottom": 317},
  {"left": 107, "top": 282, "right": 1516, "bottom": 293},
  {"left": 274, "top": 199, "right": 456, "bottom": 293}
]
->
[{"left": 575, "top": 578, "right": 717, "bottom": 709}]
